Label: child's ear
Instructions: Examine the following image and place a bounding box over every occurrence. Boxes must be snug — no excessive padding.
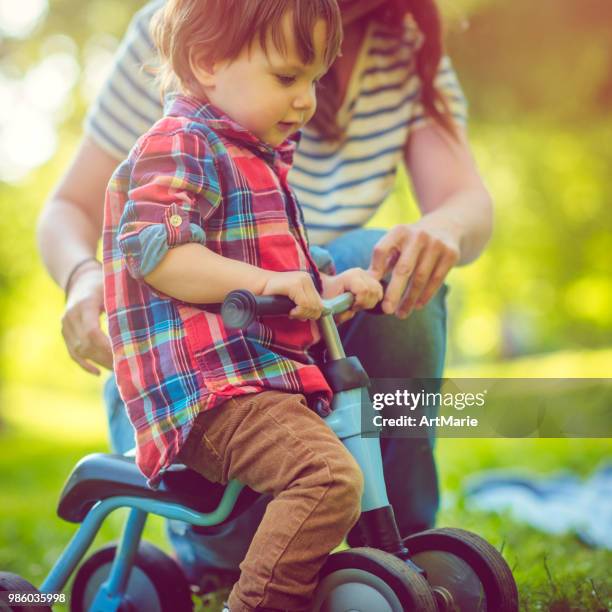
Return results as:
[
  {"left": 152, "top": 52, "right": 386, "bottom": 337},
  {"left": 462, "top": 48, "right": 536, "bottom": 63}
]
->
[{"left": 189, "top": 48, "right": 216, "bottom": 89}]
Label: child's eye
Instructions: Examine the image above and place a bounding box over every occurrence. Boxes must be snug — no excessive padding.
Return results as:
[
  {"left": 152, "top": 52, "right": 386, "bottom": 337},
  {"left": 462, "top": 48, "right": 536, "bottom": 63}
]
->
[{"left": 276, "top": 75, "right": 296, "bottom": 86}]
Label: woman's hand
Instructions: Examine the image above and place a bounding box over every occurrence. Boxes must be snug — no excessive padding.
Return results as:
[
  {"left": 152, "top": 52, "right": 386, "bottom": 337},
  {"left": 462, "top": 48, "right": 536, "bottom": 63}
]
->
[
  {"left": 321, "top": 268, "right": 384, "bottom": 323},
  {"left": 62, "top": 264, "right": 113, "bottom": 375},
  {"left": 368, "top": 222, "right": 460, "bottom": 319}
]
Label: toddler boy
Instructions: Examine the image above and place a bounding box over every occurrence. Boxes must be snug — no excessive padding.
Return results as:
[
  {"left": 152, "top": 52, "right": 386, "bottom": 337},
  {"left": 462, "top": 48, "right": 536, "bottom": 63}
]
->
[{"left": 103, "top": 1, "right": 382, "bottom": 609}]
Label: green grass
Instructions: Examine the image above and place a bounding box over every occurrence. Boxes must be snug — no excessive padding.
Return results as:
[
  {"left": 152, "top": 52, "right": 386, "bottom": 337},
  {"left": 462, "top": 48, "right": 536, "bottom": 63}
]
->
[
  {"left": 436, "top": 438, "right": 611, "bottom": 611},
  {"left": 0, "top": 381, "right": 610, "bottom": 611}
]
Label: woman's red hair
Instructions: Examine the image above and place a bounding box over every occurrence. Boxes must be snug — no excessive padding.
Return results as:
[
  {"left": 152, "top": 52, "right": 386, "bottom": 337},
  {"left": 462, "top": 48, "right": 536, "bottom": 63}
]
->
[{"left": 311, "top": 0, "right": 457, "bottom": 140}]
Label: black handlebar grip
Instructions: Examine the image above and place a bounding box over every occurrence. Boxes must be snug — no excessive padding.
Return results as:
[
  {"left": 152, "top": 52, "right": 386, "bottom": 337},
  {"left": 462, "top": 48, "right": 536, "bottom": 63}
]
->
[{"left": 221, "top": 290, "right": 295, "bottom": 329}]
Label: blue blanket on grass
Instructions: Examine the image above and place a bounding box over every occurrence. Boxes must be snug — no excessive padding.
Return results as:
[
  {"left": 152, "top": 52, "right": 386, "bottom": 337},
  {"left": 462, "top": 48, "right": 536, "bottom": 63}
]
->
[{"left": 463, "top": 463, "right": 612, "bottom": 549}]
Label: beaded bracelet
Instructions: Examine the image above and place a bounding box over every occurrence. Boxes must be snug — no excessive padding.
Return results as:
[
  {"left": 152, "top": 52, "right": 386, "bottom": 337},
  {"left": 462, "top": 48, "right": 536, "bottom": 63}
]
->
[{"left": 64, "top": 257, "right": 101, "bottom": 297}]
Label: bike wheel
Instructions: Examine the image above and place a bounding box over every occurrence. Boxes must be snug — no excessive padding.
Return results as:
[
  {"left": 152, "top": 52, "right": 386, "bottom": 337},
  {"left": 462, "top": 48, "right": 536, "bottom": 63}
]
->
[
  {"left": 70, "top": 541, "right": 193, "bottom": 612},
  {"left": 0, "top": 572, "right": 52, "bottom": 612},
  {"left": 404, "top": 527, "right": 519, "bottom": 612},
  {"left": 311, "top": 547, "right": 437, "bottom": 611}
]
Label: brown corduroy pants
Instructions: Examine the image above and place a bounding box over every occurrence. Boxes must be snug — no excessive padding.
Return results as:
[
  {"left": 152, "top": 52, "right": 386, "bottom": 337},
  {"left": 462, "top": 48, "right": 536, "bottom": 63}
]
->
[{"left": 178, "top": 390, "right": 364, "bottom": 611}]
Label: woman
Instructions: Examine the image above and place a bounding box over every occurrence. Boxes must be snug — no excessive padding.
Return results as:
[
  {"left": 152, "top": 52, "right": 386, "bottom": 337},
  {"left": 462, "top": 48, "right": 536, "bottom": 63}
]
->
[{"left": 37, "top": 0, "right": 492, "bottom": 589}]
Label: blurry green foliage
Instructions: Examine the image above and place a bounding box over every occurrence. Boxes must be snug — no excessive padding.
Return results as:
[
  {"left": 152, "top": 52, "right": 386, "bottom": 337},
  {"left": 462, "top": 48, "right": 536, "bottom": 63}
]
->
[
  {"left": 1, "top": 0, "right": 611, "bottom": 392},
  {"left": 446, "top": 0, "right": 612, "bottom": 123},
  {"left": 448, "top": 121, "right": 612, "bottom": 360}
]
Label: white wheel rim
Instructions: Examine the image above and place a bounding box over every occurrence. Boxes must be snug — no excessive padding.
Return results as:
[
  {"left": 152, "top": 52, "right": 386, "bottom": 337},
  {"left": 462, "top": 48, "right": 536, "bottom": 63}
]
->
[{"left": 311, "top": 568, "right": 404, "bottom": 612}]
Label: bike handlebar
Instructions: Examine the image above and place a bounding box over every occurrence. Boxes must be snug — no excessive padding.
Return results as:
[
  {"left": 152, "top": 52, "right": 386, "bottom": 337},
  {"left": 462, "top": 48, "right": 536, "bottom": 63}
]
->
[
  {"left": 222, "top": 290, "right": 298, "bottom": 329},
  {"left": 222, "top": 286, "right": 385, "bottom": 330}
]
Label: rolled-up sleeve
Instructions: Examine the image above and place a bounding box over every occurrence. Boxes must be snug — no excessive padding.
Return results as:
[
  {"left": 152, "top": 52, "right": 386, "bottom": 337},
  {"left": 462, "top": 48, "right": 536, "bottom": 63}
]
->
[{"left": 117, "top": 129, "right": 221, "bottom": 279}]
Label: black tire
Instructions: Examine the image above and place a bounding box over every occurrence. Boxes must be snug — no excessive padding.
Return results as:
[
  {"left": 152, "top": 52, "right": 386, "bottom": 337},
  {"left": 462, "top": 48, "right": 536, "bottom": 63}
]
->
[
  {"left": 70, "top": 541, "right": 192, "bottom": 612},
  {"left": 404, "top": 527, "right": 519, "bottom": 612},
  {"left": 0, "top": 572, "right": 52, "bottom": 612},
  {"left": 312, "top": 547, "right": 437, "bottom": 612}
]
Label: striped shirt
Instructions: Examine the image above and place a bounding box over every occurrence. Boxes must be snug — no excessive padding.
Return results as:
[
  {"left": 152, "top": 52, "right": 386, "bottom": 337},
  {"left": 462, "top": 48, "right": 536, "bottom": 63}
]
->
[
  {"left": 103, "top": 96, "right": 332, "bottom": 486},
  {"left": 85, "top": 1, "right": 468, "bottom": 246}
]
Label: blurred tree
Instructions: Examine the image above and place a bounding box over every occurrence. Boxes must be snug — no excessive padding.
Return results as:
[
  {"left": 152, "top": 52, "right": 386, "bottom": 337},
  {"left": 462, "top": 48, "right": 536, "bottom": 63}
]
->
[
  {"left": 446, "top": 0, "right": 612, "bottom": 124},
  {"left": 0, "top": 0, "right": 143, "bottom": 405}
]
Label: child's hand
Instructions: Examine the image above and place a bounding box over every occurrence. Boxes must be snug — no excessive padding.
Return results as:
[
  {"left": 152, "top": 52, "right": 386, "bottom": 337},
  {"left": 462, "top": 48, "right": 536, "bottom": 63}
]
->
[
  {"left": 322, "top": 268, "right": 384, "bottom": 323},
  {"left": 262, "top": 271, "right": 324, "bottom": 321}
]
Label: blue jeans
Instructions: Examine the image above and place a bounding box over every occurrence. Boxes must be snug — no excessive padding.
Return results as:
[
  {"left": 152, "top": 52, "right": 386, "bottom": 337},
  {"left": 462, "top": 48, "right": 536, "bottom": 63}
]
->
[{"left": 103, "top": 228, "right": 447, "bottom": 582}]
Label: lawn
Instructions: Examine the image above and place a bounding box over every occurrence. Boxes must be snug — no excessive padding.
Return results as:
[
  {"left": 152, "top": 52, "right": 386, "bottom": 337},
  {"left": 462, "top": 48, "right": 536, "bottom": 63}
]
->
[{"left": 1, "top": 370, "right": 610, "bottom": 611}]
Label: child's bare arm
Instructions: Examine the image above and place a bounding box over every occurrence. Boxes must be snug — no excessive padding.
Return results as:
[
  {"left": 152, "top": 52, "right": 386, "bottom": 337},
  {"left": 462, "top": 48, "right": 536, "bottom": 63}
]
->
[
  {"left": 144, "top": 242, "right": 270, "bottom": 303},
  {"left": 145, "top": 243, "right": 323, "bottom": 319}
]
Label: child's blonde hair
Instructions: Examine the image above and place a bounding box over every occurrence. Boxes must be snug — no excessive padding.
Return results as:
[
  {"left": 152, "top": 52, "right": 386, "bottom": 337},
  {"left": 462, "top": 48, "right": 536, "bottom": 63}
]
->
[{"left": 151, "top": 0, "right": 343, "bottom": 95}]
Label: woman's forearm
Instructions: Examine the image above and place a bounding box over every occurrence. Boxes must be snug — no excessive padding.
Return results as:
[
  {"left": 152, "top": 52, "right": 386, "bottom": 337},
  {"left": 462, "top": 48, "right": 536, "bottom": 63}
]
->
[
  {"left": 405, "top": 124, "right": 494, "bottom": 266},
  {"left": 144, "top": 243, "right": 272, "bottom": 303},
  {"left": 36, "top": 135, "right": 119, "bottom": 291},
  {"left": 416, "top": 186, "right": 493, "bottom": 266},
  {"left": 36, "top": 196, "right": 102, "bottom": 290}
]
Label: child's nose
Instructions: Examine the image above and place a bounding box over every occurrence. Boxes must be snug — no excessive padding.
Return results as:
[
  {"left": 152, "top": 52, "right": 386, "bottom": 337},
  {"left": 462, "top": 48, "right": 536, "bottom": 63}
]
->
[{"left": 293, "top": 87, "right": 315, "bottom": 112}]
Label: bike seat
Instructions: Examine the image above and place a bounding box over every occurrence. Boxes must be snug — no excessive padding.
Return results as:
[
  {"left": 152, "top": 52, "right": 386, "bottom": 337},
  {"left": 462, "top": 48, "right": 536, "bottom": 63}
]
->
[{"left": 57, "top": 453, "right": 260, "bottom": 525}]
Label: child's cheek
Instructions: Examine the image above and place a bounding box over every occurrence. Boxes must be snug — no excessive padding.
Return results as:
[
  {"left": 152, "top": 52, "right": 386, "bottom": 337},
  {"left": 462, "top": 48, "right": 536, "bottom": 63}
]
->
[{"left": 258, "top": 103, "right": 285, "bottom": 128}]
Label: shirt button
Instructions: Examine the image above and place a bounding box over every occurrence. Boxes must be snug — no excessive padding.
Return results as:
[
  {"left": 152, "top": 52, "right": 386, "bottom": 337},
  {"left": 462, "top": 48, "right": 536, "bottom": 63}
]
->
[{"left": 169, "top": 214, "right": 182, "bottom": 227}]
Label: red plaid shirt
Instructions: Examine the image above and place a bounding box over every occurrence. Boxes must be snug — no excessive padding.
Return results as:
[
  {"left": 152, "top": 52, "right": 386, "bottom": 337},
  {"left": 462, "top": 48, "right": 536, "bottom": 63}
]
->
[{"left": 103, "top": 95, "right": 332, "bottom": 487}]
